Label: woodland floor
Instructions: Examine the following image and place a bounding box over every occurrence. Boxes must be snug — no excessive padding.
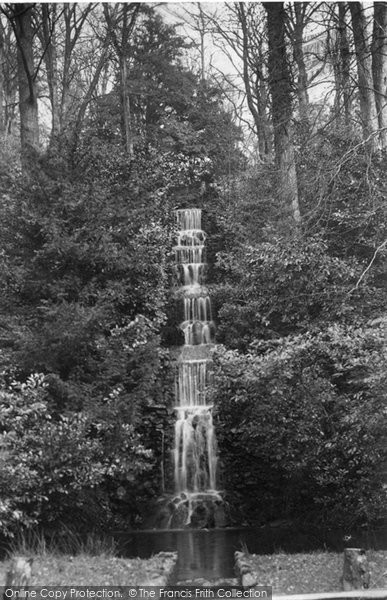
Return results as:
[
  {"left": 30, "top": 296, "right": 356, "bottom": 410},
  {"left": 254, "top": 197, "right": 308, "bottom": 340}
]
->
[
  {"left": 0, "top": 550, "right": 386, "bottom": 590},
  {"left": 247, "top": 550, "right": 387, "bottom": 594},
  {"left": 0, "top": 553, "right": 175, "bottom": 586}
]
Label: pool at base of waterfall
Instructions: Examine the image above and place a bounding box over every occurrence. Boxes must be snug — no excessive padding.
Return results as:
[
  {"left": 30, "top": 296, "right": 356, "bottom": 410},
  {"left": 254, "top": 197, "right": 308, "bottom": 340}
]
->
[{"left": 114, "top": 525, "right": 387, "bottom": 585}]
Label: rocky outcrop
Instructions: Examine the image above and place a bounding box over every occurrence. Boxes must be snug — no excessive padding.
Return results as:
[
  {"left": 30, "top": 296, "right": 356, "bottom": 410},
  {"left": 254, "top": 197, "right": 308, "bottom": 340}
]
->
[
  {"left": 155, "top": 492, "right": 227, "bottom": 529},
  {"left": 234, "top": 550, "right": 258, "bottom": 588}
]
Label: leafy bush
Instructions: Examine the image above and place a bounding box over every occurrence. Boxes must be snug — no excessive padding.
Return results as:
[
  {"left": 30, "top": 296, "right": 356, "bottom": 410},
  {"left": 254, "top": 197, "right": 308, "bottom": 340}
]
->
[
  {"left": 212, "top": 235, "right": 385, "bottom": 350},
  {"left": 0, "top": 374, "right": 153, "bottom": 537},
  {"left": 211, "top": 323, "right": 387, "bottom": 527}
]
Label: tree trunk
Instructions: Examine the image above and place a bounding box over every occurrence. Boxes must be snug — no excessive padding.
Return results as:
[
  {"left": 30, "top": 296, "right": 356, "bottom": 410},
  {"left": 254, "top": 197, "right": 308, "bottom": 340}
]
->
[
  {"left": 239, "top": 3, "right": 265, "bottom": 159},
  {"left": 60, "top": 4, "right": 72, "bottom": 132},
  {"left": 100, "top": 61, "right": 110, "bottom": 97},
  {"left": 2, "top": 17, "right": 18, "bottom": 134},
  {"left": 349, "top": 2, "right": 379, "bottom": 149},
  {"left": 338, "top": 4, "right": 352, "bottom": 127},
  {"left": 41, "top": 3, "right": 60, "bottom": 142},
  {"left": 0, "top": 21, "right": 5, "bottom": 133},
  {"left": 342, "top": 548, "right": 370, "bottom": 591},
  {"left": 239, "top": 3, "right": 272, "bottom": 161},
  {"left": 331, "top": 26, "right": 343, "bottom": 123},
  {"left": 12, "top": 3, "right": 39, "bottom": 170},
  {"left": 264, "top": 2, "right": 301, "bottom": 225},
  {"left": 330, "top": 5, "right": 349, "bottom": 127},
  {"left": 293, "top": 3, "right": 309, "bottom": 127},
  {"left": 258, "top": 75, "right": 272, "bottom": 159},
  {"left": 372, "top": 2, "right": 387, "bottom": 149},
  {"left": 197, "top": 3, "right": 207, "bottom": 84},
  {"left": 60, "top": 4, "right": 93, "bottom": 137},
  {"left": 120, "top": 55, "right": 134, "bottom": 157},
  {"left": 103, "top": 3, "right": 139, "bottom": 158}
]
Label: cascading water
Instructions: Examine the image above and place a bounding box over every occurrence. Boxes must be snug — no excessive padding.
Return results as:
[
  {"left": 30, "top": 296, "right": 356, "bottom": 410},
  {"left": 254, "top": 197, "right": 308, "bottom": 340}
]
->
[{"left": 164, "top": 208, "right": 225, "bottom": 529}]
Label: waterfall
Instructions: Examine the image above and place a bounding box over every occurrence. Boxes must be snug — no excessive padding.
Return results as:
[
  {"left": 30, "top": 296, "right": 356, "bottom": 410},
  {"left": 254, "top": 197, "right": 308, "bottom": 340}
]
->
[{"left": 165, "top": 208, "right": 224, "bottom": 528}]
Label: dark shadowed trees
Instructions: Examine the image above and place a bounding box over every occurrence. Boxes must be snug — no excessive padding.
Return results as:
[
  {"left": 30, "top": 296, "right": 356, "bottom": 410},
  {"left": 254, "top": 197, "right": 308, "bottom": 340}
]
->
[
  {"left": 349, "top": 2, "right": 379, "bottom": 148},
  {"left": 336, "top": 3, "right": 353, "bottom": 127},
  {"left": 238, "top": 2, "right": 272, "bottom": 161},
  {"left": 103, "top": 2, "right": 141, "bottom": 157},
  {"left": 285, "top": 2, "right": 312, "bottom": 129},
  {"left": 4, "top": 3, "right": 39, "bottom": 170},
  {"left": 36, "top": 4, "right": 60, "bottom": 142},
  {"left": 0, "top": 16, "right": 5, "bottom": 133},
  {"left": 264, "top": 1, "right": 300, "bottom": 225},
  {"left": 372, "top": 2, "right": 387, "bottom": 149}
]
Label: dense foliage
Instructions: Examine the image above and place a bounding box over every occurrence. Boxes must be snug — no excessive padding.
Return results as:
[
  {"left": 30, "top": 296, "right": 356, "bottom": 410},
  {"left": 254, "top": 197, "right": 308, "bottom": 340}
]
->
[
  {"left": 0, "top": 374, "right": 152, "bottom": 535},
  {"left": 0, "top": 2, "right": 386, "bottom": 538},
  {"left": 208, "top": 129, "right": 387, "bottom": 528},
  {"left": 0, "top": 152, "right": 177, "bottom": 532},
  {"left": 211, "top": 324, "right": 386, "bottom": 528},
  {"left": 0, "top": 6, "right": 243, "bottom": 536}
]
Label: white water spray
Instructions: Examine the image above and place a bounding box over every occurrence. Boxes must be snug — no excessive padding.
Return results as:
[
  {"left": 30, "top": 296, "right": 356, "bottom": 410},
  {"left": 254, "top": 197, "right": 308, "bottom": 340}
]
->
[{"left": 173, "top": 209, "right": 219, "bottom": 500}]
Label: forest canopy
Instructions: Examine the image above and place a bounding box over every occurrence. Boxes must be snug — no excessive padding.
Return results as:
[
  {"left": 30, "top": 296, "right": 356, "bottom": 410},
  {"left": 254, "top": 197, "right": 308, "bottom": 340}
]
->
[{"left": 0, "top": 1, "right": 386, "bottom": 536}]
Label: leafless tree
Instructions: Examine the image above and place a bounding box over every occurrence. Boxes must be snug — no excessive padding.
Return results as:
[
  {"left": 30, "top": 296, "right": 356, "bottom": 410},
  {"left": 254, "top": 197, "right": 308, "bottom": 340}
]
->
[{"left": 103, "top": 2, "right": 141, "bottom": 157}]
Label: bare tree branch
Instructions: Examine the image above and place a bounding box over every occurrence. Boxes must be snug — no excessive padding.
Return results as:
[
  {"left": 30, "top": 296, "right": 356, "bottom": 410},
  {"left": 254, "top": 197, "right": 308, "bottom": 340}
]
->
[{"left": 349, "top": 239, "right": 387, "bottom": 294}]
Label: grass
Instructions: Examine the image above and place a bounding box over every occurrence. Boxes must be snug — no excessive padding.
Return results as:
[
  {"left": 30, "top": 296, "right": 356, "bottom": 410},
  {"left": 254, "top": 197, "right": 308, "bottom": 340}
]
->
[
  {"left": 246, "top": 550, "right": 387, "bottom": 594},
  {"left": 0, "top": 529, "right": 169, "bottom": 586},
  {"left": 7, "top": 528, "right": 118, "bottom": 558},
  {"left": 0, "top": 553, "right": 163, "bottom": 586}
]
